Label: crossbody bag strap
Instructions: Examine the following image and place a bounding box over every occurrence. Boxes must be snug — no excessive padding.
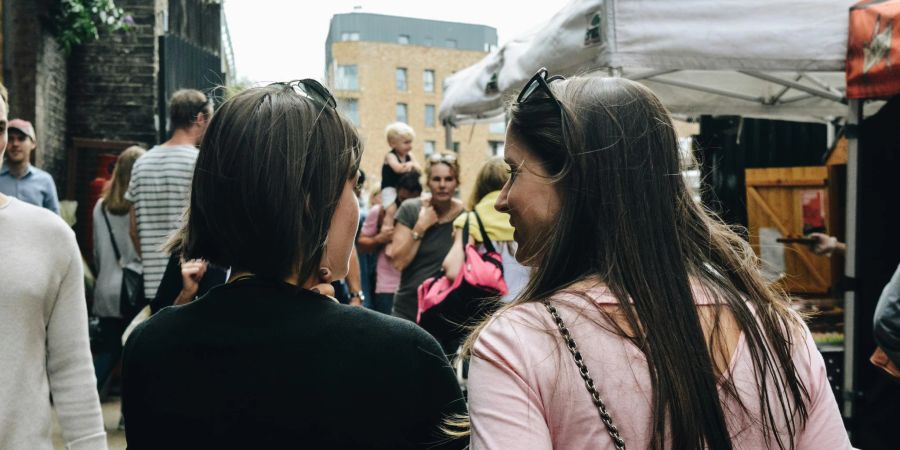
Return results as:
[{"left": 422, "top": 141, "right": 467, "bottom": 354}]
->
[
  {"left": 100, "top": 205, "right": 123, "bottom": 266},
  {"left": 460, "top": 211, "right": 471, "bottom": 263},
  {"left": 471, "top": 210, "right": 498, "bottom": 254},
  {"left": 542, "top": 299, "right": 626, "bottom": 450}
]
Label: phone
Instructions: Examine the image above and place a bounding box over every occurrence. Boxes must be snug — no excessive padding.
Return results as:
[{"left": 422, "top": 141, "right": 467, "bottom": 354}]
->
[{"left": 776, "top": 237, "right": 817, "bottom": 245}]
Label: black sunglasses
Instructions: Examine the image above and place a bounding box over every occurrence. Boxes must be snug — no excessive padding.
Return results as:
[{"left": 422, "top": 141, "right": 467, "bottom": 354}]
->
[
  {"left": 517, "top": 67, "right": 566, "bottom": 105},
  {"left": 517, "top": 68, "right": 570, "bottom": 154},
  {"left": 281, "top": 79, "right": 337, "bottom": 109}
]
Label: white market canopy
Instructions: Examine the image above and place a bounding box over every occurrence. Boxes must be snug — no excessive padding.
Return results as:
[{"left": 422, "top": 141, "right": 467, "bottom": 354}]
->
[{"left": 440, "top": 0, "right": 857, "bottom": 125}]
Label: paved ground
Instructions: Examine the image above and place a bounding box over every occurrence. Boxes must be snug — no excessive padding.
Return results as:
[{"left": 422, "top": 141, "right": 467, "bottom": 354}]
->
[{"left": 52, "top": 398, "right": 126, "bottom": 450}]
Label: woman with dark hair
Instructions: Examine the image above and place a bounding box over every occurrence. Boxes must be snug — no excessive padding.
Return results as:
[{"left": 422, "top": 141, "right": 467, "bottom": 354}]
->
[
  {"left": 461, "top": 70, "right": 850, "bottom": 449},
  {"left": 389, "top": 153, "right": 465, "bottom": 321},
  {"left": 121, "top": 81, "right": 467, "bottom": 449}
]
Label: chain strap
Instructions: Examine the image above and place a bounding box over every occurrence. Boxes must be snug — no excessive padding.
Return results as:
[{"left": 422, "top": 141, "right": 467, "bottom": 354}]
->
[{"left": 542, "top": 300, "right": 626, "bottom": 450}]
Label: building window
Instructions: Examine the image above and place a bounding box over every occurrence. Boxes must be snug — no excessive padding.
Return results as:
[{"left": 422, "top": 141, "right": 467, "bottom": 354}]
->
[
  {"left": 423, "top": 70, "right": 435, "bottom": 92},
  {"left": 424, "top": 104, "right": 436, "bottom": 128},
  {"left": 341, "top": 31, "right": 360, "bottom": 41},
  {"left": 424, "top": 140, "right": 436, "bottom": 156},
  {"left": 395, "top": 67, "right": 407, "bottom": 91},
  {"left": 398, "top": 34, "right": 410, "bottom": 45},
  {"left": 489, "top": 120, "right": 505, "bottom": 134},
  {"left": 338, "top": 98, "right": 360, "bottom": 127},
  {"left": 452, "top": 141, "right": 460, "bottom": 152},
  {"left": 335, "top": 65, "right": 358, "bottom": 91},
  {"left": 446, "top": 39, "right": 457, "bottom": 49},
  {"left": 489, "top": 140, "right": 505, "bottom": 157},
  {"left": 396, "top": 103, "right": 408, "bottom": 123}
]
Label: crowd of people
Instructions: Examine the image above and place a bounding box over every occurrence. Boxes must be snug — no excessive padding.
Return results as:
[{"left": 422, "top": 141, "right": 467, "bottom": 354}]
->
[{"left": 8, "top": 66, "right": 896, "bottom": 449}]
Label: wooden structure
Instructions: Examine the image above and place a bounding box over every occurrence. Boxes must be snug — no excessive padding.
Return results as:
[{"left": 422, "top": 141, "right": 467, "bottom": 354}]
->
[{"left": 745, "top": 166, "right": 844, "bottom": 295}]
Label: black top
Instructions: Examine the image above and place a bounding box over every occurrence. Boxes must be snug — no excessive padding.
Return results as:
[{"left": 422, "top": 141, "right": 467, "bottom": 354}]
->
[
  {"left": 151, "top": 251, "right": 228, "bottom": 314},
  {"left": 122, "top": 278, "right": 468, "bottom": 449},
  {"left": 381, "top": 149, "right": 411, "bottom": 189}
]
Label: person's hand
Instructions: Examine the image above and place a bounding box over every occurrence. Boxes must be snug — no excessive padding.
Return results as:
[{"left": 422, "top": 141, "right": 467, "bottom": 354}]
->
[
  {"left": 416, "top": 200, "right": 439, "bottom": 231},
  {"left": 871, "top": 346, "right": 900, "bottom": 378},
  {"left": 174, "top": 259, "right": 208, "bottom": 305},
  {"left": 349, "top": 297, "right": 363, "bottom": 307},
  {"left": 375, "top": 225, "right": 394, "bottom": 244},
  {"left": 808, "top": 232, "right": 839, "bottom": 256},
  {"left": 309, "top": 268, "right": 337, "bottom": 301}
]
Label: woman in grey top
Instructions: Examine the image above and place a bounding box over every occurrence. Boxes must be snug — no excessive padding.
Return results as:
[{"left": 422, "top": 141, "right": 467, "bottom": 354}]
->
[
  {"left": 92, "top": 146, "right": 145, "bottom": 389},
  {"left": 389, "top": 152, "right": 464, "bottom": 322}
]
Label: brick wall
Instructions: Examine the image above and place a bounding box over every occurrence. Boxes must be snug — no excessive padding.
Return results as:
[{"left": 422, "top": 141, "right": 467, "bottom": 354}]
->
[
  {"left": 67, "top": 0, "right": 160, "bottom": 147},
  {"left": 34, "top": 33, "right": 68, "bottom": 183},
  {"left": 3, "top": 0, "right": 67, "bottom": 188},
  {"left": 329, "top": 41, "right": 504, "bottom": 201}
]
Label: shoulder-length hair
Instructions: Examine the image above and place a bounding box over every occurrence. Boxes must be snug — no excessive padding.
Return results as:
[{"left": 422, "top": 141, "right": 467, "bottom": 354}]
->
[
  {"left": 103, "top": 146, "right": 146, "bottom": 215},
  {"left": 176, "top": 82, "right": 361, "bottom": 283},
  {"left": 462, "top": 77, "right": 809, "bottom": 450},
  {"left": 467, "top": 156, "right": 508, "bottom": 210}
]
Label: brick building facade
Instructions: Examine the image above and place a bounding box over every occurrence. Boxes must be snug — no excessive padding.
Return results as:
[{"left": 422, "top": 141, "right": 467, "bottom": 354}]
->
[
  {"left": 326, "top": 13, "right": 504, "bottom": 200},
  {"left": 0, "top": 0, "right": 231, "bottom": 251}
]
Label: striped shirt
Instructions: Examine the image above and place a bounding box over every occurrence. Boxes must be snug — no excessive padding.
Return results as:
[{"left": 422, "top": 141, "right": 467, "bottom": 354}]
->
[{"left": 125, "top": 144, "right": 198, "bottom": 299}]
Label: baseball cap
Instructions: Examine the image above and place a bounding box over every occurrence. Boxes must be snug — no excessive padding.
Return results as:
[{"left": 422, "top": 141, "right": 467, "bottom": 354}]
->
[{"left": 8, "top": 119, "right": 35, "bottom": 141}]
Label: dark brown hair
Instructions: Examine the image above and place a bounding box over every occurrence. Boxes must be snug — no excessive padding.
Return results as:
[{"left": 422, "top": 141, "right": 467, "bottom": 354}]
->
[
  {"left": 177, "top": 83, "right": 361, "bottom": 283},
  {"left": 169, "top": 89, "right": 212, "bottom": 131},
  {"left": 460, "top": 77, "right": 810, "bottom": 449}
]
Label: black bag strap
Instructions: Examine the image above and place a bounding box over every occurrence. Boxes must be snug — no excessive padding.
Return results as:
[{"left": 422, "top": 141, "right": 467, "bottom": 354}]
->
[
  {"left": 471, "top": 210, "right": 498, "bottom": 254},
  {"left": 461, "top": 212, "right": 471, "bottom": 263},
  {"left": 100, "top": 205, "right": 123, "bottom": 266}
]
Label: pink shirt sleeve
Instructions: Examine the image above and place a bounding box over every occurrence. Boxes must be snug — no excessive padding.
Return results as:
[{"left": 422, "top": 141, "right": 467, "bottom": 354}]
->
[
  {"left": 468, "top": 308, "right": 554, "bottom": 450},
  {"left": 360, "top": 205, "right": 381, "bottom": 237},
  {"left": 794, "top": 328, "right": 853, "bottom": 449}
]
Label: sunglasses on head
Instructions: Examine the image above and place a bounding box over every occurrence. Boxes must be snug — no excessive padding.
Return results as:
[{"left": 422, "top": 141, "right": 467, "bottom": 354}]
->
[
  {"left": 517, "top": 67, "right": 566, "bottom": 105},
  {"left": 279, "top": 79, "right": 337, "bottom": 109},
  {"left": 428, "top": 152, "right": 457, "bottom": 164}
]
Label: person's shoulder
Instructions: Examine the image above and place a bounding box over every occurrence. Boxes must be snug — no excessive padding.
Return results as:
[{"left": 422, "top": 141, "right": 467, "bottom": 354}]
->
[
  {"left": 29, "top": 166, "right": 56, "bottom": 182},
  {"left": 399, "top": 197, "right": 422, "bottom": 210},
  {"left": 10, "top": 198, "right": 72, "bottom": 236},
  {"left": 336, "top": 305, "right": 441, "bottom": 349}
]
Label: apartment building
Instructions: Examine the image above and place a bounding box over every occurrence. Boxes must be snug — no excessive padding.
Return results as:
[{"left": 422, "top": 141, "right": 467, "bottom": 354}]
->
[{"left": 325, "top": 13, "right": 504, "bottom": 199}]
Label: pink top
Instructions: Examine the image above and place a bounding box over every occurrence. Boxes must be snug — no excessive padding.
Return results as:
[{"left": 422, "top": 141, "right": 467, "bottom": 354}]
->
[
  {"left": 361, "top": 205, "right": 401, "bottom": 294},
  {"left": 468, "top": 288, "right": 852, "bottom": 450}
]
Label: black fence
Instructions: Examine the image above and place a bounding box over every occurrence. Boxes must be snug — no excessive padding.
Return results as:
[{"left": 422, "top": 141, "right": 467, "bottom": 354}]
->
[{"left": 157, "top": 34, "right": 223, "bottom": 142}]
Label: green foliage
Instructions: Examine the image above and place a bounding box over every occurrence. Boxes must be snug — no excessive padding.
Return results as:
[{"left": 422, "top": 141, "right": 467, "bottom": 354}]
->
[{"left": 47, "top": 0, "right": 134, "bottom": 54}]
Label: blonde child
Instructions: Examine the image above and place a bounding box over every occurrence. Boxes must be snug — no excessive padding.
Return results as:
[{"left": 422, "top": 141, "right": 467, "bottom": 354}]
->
[{"left": 380, "top": 122, "right": 421, "bottom": 228}]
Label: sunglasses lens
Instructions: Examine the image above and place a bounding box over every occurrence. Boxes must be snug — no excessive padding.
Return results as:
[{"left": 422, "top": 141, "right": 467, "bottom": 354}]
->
[{"left": 520, "top": 79, "right": 541, "bottom": 102}]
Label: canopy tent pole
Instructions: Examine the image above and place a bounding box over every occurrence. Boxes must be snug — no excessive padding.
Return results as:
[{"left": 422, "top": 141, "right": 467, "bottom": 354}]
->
[
  {"left": 645, "top": 77, "right": 765, "bottom": 103},
  {"left": 624, "top": 69, "right": 678, "bottom": 81},
  {"left": 739, "top": 71, "right": 846, "bottom": 103},
  {"left": 842, "top": 98, "right": 863, "bottom": 420}
]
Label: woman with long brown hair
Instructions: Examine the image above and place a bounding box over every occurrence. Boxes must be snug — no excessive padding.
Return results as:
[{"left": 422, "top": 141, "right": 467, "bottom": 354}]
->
[{"left": 462, "top": 70, "right": 850, "bottom": 449}]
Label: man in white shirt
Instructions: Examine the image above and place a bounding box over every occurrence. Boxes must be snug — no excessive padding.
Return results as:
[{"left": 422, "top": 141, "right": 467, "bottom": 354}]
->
[{"left": 0, "top": 86, "right": 107, "bottom": 448}]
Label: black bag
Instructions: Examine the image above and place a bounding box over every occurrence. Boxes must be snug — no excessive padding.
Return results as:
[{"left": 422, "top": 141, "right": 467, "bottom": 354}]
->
[
  {"left": 101, "top": 207, "right": 146, "bottom": 322},
  {"left": 417, "top": 211, "right": 506, "bottom": 354}
]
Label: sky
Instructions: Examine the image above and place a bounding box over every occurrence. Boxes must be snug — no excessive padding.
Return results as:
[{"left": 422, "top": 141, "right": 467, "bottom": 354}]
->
[{"left": 224, "top": 0, "right": 570, "bottom": 83}]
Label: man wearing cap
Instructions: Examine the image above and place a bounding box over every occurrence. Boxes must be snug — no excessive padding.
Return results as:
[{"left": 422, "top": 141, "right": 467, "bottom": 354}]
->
[{"left": 0, "top": 118, "right": 60, "bottom": 214}]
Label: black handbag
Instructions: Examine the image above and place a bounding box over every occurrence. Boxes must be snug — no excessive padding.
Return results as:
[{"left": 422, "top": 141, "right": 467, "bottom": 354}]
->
[{"left": 100, "top": 207, "right": 146, "bottom": 321}]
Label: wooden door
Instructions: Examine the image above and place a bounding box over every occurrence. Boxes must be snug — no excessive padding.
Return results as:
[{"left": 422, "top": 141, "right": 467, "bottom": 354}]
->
[{"left": 745, "top": 167, "right": 833, "bottom": 295}]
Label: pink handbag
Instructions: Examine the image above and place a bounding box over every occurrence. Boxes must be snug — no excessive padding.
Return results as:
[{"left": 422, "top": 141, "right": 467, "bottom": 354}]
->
[{"left": 416, "top": 211, "right": 507, "bottom": 350}]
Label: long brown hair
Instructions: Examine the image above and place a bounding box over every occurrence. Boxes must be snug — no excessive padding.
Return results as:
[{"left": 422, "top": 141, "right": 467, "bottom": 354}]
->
[
  {"left": 459, "top": 77, "right": 810, "bottom": 449},
  {"left": 103, "top": 146, "right": 146, "bottom": 215}
]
